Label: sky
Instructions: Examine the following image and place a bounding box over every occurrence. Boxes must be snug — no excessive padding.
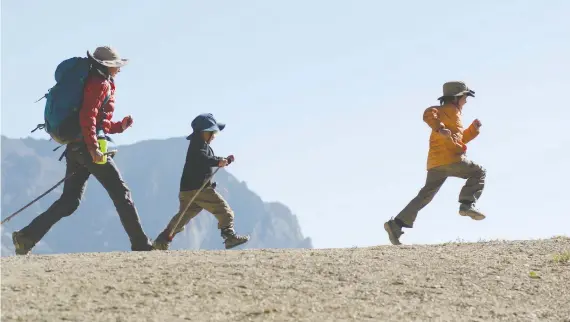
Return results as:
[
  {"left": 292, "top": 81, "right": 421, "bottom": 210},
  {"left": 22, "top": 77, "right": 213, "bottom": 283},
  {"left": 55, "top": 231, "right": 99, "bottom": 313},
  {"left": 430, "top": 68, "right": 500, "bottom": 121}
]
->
[{"left": 1, "top": 0, "right": 569, "bottom": 248}]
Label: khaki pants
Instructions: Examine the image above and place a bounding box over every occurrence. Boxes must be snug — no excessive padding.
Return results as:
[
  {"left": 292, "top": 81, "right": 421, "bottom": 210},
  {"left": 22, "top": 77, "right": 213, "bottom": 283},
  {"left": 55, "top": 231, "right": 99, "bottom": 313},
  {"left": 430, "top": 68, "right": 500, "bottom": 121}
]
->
[
  {"left": 165, "top": 187, "right": 235, "bottom": 236},
  {"left": 395, "top": 159, "right": 486, "bottom": 228}
]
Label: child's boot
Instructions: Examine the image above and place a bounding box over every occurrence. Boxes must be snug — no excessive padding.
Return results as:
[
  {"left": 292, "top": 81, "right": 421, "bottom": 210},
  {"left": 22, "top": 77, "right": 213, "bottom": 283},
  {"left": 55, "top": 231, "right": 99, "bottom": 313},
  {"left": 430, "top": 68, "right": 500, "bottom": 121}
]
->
[
  {"left": 459, "top": 202, "right": 485, "bottom": 220},
  {"left": 384, "top": 218, "right": 404, "bottom": 245},
  {"left": 152, "top": 230, "right": 173, "bottom": 250},
  {"left": 221, "top": 227, "right": 250, "bottom": 249}
]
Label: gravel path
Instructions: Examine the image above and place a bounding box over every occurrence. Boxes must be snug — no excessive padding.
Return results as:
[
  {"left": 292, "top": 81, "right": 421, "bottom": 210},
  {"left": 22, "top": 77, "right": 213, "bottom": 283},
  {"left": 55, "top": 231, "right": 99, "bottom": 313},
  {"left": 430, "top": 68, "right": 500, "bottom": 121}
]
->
[{"left": 2, "top": 238, "right": 569, "bottom": 321}]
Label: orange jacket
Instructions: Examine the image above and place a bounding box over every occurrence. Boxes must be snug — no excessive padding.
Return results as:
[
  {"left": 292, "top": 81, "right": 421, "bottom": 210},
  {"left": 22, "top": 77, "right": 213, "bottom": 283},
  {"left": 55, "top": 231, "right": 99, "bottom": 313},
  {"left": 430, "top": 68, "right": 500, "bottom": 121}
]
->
[{"left": 423, "top": 103, "right": 480, "bottom": 170}]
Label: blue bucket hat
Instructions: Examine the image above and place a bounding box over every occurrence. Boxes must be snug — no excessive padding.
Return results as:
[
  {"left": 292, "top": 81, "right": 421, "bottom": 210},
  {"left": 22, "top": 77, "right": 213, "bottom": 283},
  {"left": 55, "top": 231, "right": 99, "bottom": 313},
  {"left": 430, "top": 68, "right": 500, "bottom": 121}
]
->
[{"left": 186, "top": 113, "right": 226, "bottom": 140}]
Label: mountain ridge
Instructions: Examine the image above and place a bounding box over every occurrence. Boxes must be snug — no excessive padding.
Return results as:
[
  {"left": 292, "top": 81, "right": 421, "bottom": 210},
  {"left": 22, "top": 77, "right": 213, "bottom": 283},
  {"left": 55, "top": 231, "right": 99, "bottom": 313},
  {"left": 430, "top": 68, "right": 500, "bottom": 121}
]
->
[{"left": 1, "top": 135, "right": 312, "bottom": 256}]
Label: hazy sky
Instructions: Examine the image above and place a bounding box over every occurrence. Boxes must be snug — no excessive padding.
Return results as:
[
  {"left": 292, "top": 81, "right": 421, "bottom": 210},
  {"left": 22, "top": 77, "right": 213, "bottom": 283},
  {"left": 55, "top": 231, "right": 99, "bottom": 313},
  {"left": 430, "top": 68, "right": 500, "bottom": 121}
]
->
[{"left": 2, "top": 0, "right": 569, "bottom": 248}]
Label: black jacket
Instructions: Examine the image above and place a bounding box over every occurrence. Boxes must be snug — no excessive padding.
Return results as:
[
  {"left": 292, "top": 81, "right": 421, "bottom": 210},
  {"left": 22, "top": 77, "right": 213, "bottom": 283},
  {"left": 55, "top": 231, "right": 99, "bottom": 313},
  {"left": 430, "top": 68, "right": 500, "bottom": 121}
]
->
[{"left": 179, "top": 134, "right": 223, "bottom": 191}]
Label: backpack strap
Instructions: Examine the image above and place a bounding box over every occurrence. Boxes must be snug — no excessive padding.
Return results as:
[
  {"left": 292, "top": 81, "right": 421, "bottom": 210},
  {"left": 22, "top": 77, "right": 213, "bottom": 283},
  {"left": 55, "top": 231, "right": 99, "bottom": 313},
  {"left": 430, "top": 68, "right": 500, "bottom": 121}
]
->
[
  {"left": 102, "top": 91, "right": 111, "bottom": 106},
  {"left": 96, "top": 90, "right": 112, "bottom": 134}
]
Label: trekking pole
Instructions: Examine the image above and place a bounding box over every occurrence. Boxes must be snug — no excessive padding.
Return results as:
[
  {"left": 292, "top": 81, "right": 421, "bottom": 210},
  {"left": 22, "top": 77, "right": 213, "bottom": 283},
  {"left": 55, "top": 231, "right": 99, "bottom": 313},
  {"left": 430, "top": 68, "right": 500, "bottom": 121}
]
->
[
  {"left": 0, "top": 152, "right": 116, "bottom": 226},
  {"left": 167, "top": 167, "right": 221, "bottom": 240},
  {"left": 1, "top": 171, "right": 76, "bottom": 225}
]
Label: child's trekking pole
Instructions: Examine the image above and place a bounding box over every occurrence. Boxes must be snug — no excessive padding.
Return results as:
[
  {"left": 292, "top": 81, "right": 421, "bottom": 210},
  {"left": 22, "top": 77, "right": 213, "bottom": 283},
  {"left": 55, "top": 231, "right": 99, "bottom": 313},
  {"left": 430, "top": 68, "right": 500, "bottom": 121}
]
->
[{"left": 167, "top": 167, "right": 221, "bottom": 240}]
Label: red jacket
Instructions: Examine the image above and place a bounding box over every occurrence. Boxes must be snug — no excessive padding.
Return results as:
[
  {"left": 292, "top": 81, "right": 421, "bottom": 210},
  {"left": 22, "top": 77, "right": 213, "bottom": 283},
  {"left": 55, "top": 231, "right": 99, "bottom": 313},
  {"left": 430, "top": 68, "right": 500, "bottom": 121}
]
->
[{"left": 79, "top": 74, "right": 124, "bottom": 150}]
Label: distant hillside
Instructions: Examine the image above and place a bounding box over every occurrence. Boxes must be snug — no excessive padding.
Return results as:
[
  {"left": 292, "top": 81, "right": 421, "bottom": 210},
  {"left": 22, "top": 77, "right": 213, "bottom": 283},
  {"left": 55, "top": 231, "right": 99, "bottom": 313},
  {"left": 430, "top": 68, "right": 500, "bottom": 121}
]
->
[{"left": 1, "top": 136, "right": 312, "bottom": 255}]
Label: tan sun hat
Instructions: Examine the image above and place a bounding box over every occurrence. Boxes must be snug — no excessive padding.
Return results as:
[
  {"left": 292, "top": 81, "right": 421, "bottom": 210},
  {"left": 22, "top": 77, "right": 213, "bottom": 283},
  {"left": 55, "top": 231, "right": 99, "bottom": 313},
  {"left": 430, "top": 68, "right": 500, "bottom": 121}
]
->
[
  {"left": 437, "top": 81, "right": 475, "bottom": 100},
  {"left": 86, "top": 46, "right": 129, "bottom": 68}
]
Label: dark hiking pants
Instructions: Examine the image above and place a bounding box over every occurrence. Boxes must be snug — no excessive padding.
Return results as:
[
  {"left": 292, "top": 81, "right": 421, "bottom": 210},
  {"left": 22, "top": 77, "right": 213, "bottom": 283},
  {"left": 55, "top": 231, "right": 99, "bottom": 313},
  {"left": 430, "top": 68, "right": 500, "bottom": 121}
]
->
[
  {"left": 395, "top": 158, "right": 486, "bottom": 228},
  {"left": 18, "top": 143, "right": 152, "bottom": 250}
]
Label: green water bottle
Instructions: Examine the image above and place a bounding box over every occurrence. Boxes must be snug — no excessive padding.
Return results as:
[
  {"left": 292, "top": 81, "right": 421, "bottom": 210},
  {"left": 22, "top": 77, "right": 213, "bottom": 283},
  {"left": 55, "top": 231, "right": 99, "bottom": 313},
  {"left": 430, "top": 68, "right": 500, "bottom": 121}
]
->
[{"left": 95, "top": 134, "right": 108, "bottom": 165}]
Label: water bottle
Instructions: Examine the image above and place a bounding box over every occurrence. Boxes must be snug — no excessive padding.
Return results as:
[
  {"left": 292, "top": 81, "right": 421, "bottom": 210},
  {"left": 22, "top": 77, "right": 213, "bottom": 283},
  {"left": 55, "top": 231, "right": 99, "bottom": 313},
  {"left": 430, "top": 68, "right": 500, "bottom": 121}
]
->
[{"left": 95, "top": 134, "right": 108, "bottom": 165}]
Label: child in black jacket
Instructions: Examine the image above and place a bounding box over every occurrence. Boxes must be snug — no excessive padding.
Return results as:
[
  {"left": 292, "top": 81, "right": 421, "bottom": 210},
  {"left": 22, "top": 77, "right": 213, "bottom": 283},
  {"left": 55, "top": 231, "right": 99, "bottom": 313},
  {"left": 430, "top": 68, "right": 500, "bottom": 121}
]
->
[{"left": 153, "top": 113, "right": 250, "bottom": 250}]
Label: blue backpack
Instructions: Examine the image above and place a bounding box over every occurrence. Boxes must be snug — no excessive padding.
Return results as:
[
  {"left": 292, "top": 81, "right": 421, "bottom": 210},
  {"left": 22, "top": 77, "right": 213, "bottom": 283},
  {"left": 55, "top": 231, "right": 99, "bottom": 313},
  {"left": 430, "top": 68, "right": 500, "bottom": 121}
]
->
[{"left": 33, "top": 57, "right": 110, "bottom": 145}]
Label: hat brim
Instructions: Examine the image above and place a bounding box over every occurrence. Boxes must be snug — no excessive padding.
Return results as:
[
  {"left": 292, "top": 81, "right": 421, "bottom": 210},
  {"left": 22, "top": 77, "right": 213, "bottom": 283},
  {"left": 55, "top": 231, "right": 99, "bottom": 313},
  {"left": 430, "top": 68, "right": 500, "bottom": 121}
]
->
[
  {"left": 186, "top": 123, "right": 226, "bottom": 140},
  {"left": 87, "top": 51, "right": 129, "bottom": 68},
  {"left": 437, "top": 90, "right": 475, "bottom": 101}
]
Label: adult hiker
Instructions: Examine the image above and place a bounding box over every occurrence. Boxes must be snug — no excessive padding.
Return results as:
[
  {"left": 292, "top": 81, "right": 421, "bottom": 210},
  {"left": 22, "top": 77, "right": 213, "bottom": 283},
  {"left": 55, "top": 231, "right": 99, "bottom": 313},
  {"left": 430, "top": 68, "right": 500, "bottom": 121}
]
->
[
  {"left": 152, "top": 113, "right": 250, "bottom": 250},
  {"left": 12, "top": 46, "right": 153, "bottom": 255},
  {"left": 384, "top": 81, "right": 486, "bottom": 245}
]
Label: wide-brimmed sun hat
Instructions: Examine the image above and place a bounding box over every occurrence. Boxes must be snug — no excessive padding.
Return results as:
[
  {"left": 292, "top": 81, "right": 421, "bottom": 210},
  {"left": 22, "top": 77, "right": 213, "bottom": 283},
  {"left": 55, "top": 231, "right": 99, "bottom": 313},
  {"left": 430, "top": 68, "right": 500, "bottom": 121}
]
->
[
  {"left": 437, "top": 81, "right": 475, "bottom": 100},
  {"left": 186, "top": 113, "right": 226, "bottom": 140},
  {"left": 87, "top": 46, "right": 129, "bottom": 68}
]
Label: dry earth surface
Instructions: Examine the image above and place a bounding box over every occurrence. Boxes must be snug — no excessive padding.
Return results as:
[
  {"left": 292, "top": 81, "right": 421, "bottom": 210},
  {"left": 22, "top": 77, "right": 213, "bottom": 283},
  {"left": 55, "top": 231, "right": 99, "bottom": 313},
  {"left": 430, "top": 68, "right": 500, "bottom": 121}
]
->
[{"left": 2, "top": 238, "right": 570, "bottom": 322}]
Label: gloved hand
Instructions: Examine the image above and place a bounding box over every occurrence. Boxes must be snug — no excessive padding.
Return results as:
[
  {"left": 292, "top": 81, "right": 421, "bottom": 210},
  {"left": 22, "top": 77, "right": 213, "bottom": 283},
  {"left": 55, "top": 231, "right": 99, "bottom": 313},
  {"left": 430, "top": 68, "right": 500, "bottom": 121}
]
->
[
  {"left": 227, "top": 155, "right": 235, "bottom": 165},
  {"left": 88, "top": 147, "right": 105, "bottom": 163},
  {"left": 218, "top": 159, "right": 228, "bottom": 167}
]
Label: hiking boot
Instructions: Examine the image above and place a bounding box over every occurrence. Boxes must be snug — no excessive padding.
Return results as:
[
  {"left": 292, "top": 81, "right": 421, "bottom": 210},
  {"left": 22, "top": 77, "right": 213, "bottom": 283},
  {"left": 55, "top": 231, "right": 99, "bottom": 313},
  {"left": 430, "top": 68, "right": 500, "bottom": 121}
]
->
[
  {"left": 384, "top": 218, "right": 404, "bottom": 245},
  {"left": 151, "top": 231, "right": 172, "bottom": 251},
  {"left": 12, "top": 231, "right": 34, "bottom": 255},
  {"left": 221, "top": 228, "right": 250, "bottom": 249},
  {"left": 459, "top": 203, "right": 485, "bottom": 220}
]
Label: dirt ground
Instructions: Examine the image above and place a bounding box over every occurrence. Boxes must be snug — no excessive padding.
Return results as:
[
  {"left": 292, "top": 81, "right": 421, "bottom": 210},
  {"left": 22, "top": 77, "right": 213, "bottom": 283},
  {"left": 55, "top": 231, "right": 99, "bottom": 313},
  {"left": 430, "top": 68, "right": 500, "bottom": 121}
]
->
[{"left": 2, "top": 238, "right": 569, "bottom": 322}]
